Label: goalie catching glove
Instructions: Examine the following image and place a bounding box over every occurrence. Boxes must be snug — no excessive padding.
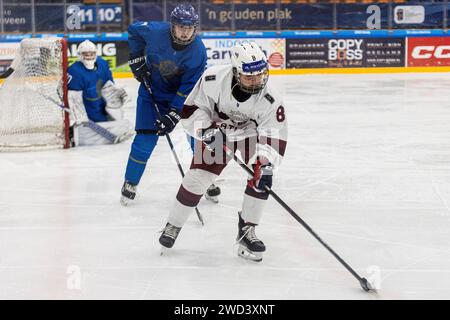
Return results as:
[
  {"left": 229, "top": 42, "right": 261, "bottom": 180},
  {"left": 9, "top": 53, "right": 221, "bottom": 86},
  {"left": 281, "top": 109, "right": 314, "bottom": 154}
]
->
[
  {"left": 101, "top": 81, "right": 129, "bottom": 108},
  {"left": 156, "top": 108, "right": 181, "bottom": 135}
]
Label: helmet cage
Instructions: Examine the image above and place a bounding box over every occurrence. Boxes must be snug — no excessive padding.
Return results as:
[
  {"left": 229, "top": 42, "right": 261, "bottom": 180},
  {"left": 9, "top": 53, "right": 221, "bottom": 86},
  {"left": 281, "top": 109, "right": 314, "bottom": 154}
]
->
[{"left": 170, "top": 23, "right": 198, "bottom": 46}]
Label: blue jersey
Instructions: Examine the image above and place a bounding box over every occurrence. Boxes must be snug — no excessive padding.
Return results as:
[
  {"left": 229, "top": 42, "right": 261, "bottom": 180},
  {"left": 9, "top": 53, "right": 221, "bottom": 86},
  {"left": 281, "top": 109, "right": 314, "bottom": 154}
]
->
[
  {"left": 128, "top": 21, "right": 207, "bottom": 112},
  {"left": 68, "top": 57, "right": 113, "bottom": 122}
]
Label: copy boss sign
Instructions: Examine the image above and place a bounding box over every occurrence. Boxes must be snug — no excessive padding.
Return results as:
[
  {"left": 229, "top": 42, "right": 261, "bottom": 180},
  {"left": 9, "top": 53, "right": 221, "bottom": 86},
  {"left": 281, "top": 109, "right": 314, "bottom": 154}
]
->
[{"left": 328, "top": 39, "right": 364, "bottom": 61}]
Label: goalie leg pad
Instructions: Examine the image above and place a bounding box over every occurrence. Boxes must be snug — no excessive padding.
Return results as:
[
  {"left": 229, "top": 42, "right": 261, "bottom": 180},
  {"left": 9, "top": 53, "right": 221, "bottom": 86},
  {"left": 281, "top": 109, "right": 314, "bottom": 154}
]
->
[
  {"left": 74, "top": 121, "right": 116, "bottom": 146},
  {"left": 73, "top": 119, "right": 134, "bottom": 146}
]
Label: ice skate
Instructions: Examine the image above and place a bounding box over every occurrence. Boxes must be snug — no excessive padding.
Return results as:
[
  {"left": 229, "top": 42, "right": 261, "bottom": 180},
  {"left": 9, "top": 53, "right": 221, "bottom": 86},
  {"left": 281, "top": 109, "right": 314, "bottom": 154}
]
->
[
  {"left": 120, "top": 181, "right": 137, "bottom": 206},
  {"left": 236, "top": 212, "right": 265, "bottom": 262},
  {"left": 205, "top": 184, "right": 221, "bottom": 203},
  {"left": 159, "top": 222, "right": 182, "bottom": 253}
]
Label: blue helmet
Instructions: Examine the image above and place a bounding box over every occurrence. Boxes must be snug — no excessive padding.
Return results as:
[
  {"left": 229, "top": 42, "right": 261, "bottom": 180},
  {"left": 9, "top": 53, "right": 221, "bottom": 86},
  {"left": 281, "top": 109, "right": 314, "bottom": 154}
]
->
[{"left": 170, "top": 4, "right": 199, "bottom": 46}]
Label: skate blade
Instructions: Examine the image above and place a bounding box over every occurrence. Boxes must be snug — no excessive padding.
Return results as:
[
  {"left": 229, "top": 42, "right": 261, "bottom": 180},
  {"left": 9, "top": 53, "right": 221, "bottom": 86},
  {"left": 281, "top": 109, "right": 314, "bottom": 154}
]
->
[
  {"left": 237, "top": 245, "right": 263, "bottom": 262},
  {"left": 120, "top": 195, "right": 136, "bottom": 206},
  {"left": 160, "top": 246, "right": 169, "bottom": 256},
  {"left": 120, "top": 196, "right": 129, "bottom": 206},
  {"left": 205, "top": 194, "right": 219, "bottom": 204}
]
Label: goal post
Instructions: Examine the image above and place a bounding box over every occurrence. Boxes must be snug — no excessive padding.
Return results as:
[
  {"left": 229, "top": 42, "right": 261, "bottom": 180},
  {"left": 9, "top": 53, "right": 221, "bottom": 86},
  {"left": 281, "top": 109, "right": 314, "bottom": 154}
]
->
[{"left": 0, "top": 37, "right": 71, "bottom": 151}]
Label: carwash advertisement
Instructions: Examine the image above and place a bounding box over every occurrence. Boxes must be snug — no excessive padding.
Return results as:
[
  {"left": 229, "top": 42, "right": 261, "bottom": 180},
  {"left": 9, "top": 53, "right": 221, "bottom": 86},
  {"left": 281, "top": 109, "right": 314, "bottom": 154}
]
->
[
  {"left": 202, "top": 38, "right": 286, "bottom": 70},
  {"left": 66, "top": 40, "right": 129, "bottom": 72},
  {"left": 407, "top": 37, "right": 450, "bottom": 67}
]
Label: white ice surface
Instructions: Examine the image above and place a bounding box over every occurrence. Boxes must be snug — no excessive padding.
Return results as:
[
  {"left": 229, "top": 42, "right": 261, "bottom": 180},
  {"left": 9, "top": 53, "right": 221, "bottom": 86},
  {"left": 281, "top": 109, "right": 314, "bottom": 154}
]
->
[{"left": 1, "top": 73, "right": 450, "bottom": 299}]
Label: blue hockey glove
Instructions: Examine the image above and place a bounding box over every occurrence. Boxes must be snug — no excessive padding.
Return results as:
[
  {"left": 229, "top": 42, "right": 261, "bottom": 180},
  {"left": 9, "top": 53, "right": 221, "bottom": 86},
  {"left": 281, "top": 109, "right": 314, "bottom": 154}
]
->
[
  {"left": 248, "top": 159, "right": 273, "bottom": 193},
  {"left": 128, "top": 54, "right": 151, "bottom": 83},
  {"left": 199, "top": 123, "right": 226, "bottom": 152},
  {"left": 156, "top": 108, "right": 181, "bottom": 136}
]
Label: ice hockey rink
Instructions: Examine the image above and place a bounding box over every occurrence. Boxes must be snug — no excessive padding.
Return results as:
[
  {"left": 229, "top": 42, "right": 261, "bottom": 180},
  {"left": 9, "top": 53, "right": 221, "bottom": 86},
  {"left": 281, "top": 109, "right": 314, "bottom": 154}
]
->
[{"left": 1, "top": 72, "right": 450, "bottom": 300}]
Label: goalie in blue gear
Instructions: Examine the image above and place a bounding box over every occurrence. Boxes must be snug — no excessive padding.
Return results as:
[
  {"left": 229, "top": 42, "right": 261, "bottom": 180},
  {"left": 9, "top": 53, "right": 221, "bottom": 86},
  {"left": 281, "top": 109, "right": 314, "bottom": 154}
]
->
[
  {"left": 121, "top": 4, "right": 220, "bottom": 205},
  {"left": 67, "top": 40, "right": 133, "bottom": 146}
]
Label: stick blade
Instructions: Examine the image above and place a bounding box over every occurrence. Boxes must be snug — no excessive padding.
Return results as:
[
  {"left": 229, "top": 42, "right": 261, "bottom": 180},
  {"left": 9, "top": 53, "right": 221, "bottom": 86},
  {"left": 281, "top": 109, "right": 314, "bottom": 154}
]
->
[{"left": 360, "top": 278, "right": 377, "bottom": 293}]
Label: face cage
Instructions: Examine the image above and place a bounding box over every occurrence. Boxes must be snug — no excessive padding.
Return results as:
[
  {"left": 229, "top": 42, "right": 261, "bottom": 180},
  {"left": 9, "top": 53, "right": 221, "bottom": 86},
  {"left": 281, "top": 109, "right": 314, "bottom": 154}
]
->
[
  {"left": 171, "top": 23, "right": 198, "bottom": 46},
  {"left": 80, "top": 51, "right": 96, "bottom": 60},
  {"left": 233, "top": 68, "right": 269, "bottom": 95}
]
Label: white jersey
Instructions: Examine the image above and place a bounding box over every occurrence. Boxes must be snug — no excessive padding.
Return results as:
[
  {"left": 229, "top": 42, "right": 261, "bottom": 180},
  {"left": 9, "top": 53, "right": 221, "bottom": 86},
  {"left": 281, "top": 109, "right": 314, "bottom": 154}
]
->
[{"left": 182, "top": 64, "right": 288, "bottom": 167}]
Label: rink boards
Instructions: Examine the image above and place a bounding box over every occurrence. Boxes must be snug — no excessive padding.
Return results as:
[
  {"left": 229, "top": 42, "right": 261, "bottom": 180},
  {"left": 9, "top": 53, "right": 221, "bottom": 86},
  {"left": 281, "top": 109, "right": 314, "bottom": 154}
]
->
[{"left": 1, "top": 29, "right": 450, "bottom": 79}]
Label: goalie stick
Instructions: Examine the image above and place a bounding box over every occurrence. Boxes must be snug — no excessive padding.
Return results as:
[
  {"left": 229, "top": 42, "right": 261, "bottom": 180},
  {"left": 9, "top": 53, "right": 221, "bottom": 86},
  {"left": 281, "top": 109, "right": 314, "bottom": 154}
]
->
[{"left": 142, "top": 78, "right": 205, "bottom": 226}]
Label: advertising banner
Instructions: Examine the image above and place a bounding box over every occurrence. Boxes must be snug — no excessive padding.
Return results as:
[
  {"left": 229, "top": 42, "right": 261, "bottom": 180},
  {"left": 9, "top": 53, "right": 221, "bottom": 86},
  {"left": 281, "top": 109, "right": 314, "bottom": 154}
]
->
[
  {"left": 364, "top": 38, "right": 405, "bottom": 67},
  {"left": 66, "top": 5, "right": 123, "bottom": 26},
  {"left": 133, "top": 3, "right": 334, "bottom": 30},
  {"left": 286, "top": 38, "right": 405, "bottom": 68},
  {"left": 407, "top": 37, "right": 450, "bottom": 67},
  {"left": 0, "top": 42, "right": 20, "bottom": 74},
  {"left": 0, "top": 41, "right": 130, "bottom": 74},
  {"left": 286, "top": 39, "right": 328, "bottom": 69},
  {"left": 202, "top": 38, "right": 286, "bottom": 69},
  {"left": 67, "top": 40, "right": 129, "bottom": 72},
  {"left": 2, "top": 6, "right": 32, "bottom": 33},
  {"left": 392, "top": 3, "right": 444, "bottom": 29}
]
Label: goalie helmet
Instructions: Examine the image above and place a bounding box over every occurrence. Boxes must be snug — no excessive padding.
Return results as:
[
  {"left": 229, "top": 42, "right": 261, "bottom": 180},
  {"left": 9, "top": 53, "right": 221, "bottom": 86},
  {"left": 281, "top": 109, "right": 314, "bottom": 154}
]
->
[
  {"left": 170, "top": 4, "right": 199, "bottom": 46},
  {"left": 231, "top": 42, "right": 269, "bottom": 95},
  {"left": 77, "top": 40, "right": 97, "bottom": 70}
]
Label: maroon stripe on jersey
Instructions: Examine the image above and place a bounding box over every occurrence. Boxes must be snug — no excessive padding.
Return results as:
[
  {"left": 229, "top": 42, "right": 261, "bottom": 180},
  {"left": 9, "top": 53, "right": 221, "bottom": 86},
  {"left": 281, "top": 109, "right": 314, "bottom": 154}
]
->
[
  {"left": 245, "top": 184, "right": 270, "bottom": 200},
  {"left": 181, "top": 105, "right": 198, "bottom": 119},
  {"left": 176, "top": 185, "right": 203, "bottom": 207},
  {"left": 259, "top": 137, "right": 287, "bottom": 157},
  {"left": 214, "top": 103, "right": 230, "bottom": 120}
]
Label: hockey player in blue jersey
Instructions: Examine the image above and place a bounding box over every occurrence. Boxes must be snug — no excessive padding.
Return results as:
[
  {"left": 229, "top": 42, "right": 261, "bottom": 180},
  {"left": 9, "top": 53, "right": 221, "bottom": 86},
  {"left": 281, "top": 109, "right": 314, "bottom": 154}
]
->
[
  {"left": 121, "top": 4, "right": 220, "bottom": 205},
  {"left": 67, "top": 40, "right": 132, "bottom": 146}
]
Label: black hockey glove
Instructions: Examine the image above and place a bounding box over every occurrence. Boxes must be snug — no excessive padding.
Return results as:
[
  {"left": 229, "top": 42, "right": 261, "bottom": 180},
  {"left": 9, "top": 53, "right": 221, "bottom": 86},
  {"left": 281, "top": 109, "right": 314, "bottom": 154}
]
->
[
  {"left": 128, "top": 54, "right": 151, "bottom": 83},
  {"left": 200, "top": 123, "right": 226, "bottom": 152},
  {"left": 156, "top": 108, "right": 181, "bottom": 136},
  {"left": 248, "top": 159, "right": 273, "bottom": 193}
]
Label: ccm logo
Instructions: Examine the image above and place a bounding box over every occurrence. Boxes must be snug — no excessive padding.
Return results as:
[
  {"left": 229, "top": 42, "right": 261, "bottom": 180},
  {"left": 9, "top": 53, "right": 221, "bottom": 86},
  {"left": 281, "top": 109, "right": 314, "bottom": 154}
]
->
[{"left": 411, "top": 45, "right": 450, "bottom": 59}]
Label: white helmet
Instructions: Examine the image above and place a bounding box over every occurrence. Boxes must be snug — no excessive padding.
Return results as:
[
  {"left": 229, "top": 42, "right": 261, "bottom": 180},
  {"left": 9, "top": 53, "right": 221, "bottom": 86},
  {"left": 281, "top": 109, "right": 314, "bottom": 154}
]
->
[
  {"left": 231, "top": 41, "right": 269, "bottom": 94},
  {"left": 77, "top": 40, "right": 97, "bottom": 70}
]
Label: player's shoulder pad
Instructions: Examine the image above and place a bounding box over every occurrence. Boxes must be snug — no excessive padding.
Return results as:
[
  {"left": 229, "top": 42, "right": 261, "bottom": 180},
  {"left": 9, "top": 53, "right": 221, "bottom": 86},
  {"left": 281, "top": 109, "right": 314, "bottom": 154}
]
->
[{"left": 264, "top": 93, "right": 275, "bottom": 104}]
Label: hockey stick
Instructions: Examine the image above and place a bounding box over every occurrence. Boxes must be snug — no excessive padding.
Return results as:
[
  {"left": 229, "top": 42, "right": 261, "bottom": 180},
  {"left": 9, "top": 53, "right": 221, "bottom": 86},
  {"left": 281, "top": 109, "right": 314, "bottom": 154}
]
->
[
  {"left": 142, "top": 78, "right": 204, "bottom": 226},
  {"left": 0, "top": 67, "right": 14, "bottom": 79},
  {"left": 218, "top": 138, "right": 375, "bottom": 292}
]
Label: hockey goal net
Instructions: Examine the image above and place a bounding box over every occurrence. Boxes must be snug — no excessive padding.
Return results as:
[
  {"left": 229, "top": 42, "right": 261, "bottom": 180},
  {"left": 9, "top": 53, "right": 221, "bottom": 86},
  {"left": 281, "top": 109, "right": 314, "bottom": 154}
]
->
[{"left": 0, "top": 37, "right": 70, "bottom": 151}]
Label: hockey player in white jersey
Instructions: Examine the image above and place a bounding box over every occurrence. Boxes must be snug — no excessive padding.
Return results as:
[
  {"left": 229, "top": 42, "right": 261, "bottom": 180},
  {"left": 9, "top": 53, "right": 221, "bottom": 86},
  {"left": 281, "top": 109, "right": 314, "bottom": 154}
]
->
[{"left": 158, "top": 42, "right": 288, "bottom": 262}]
